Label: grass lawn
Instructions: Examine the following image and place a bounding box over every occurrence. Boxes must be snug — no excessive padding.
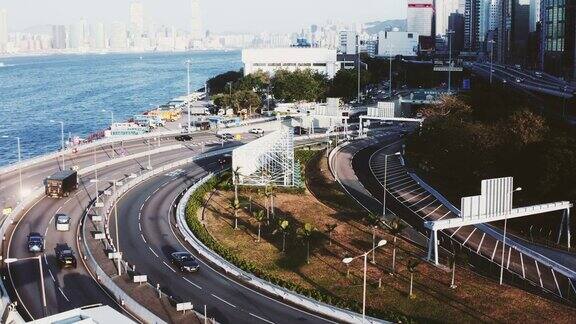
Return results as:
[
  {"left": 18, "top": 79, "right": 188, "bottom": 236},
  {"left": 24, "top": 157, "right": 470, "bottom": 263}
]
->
[{"left": 198, "top": 150, "right": 576, "bottom": 323}]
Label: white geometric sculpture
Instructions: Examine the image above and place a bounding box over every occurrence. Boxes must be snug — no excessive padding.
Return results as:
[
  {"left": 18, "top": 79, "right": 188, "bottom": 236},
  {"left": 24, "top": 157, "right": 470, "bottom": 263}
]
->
[{"left": 232, "top": 126, "right": 296, "bottom": 187}]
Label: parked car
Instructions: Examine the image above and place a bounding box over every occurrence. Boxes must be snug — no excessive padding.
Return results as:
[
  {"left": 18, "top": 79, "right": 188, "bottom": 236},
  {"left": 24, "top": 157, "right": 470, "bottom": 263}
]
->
[
  {"left": 293, "top": 126, "right": 307, "bottom": 135},
  {"left": 55, "top": 214, "right": 71, "bottom": 231},
  {"left": 27, "top": 232, "right": 44, "bottom": 253},
  {"left": 219, "top": 133, "right": 234, "bottom": 140},
  {"left": 56, "top": 247, "right": 77, "bottom": 269},
  {"left": 175, "top": 134, "right": 192, "bottom": 141},
  {"left": 170, "top": 252, "right": 200, "bottom": 273},
  {"left": 249, "top": 128, "right": 264, "bottom": 135}
]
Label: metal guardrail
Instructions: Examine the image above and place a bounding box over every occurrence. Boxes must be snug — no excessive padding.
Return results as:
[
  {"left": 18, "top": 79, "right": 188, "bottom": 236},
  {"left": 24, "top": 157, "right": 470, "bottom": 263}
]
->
[
  {"left": 175, "top": 173, "right": 388, "bottom": 324},
  {"left": 85, "top": 148, "right": 238, "bottom": 324}
]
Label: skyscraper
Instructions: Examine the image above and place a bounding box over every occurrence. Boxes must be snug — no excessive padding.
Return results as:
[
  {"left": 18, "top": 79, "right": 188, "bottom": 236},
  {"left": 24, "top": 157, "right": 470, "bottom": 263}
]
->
[
  {"left": 540, "top": 0, "right": 575, "bottom": 80},
  {"left": 437, "top": 0, "right": 461, "bottom": 35},
  {"left": 68, "top": 21, "right": 84, "bottom": 49},
  {"left": 449, "top": 12, "right": 466, "bottom": 52},
  {"left": 0, "top": 9, "right": 7, "bottom": 52},
  {"left": 464, "top": 0, "right": 481, "bottom": 51},
  {"left": 129, "top": 1, "right": 145, "bottom": 37},
  {"left": 109, "top": 22, "right": 127, "bottom": 49},
  {"left": 190, "top": 0, "right": 203, "bottom": 40},
  {"left": 529, "top": 0, "right": 540, "bottom": 32},
  {"left": 52, "top": 25, "right": 67, "bottom": 49},
  {"left": 90, "top": 23, "right": 106, "bottom": 49},
  {"left": 407, "top": 0, "right": 435, "bottom": 36}
]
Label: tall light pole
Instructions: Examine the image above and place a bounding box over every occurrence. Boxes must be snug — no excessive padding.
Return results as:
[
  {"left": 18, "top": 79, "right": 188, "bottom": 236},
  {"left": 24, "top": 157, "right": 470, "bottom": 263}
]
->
[
  {"left": 342, "top": 239, "right": 387, "bottom": 323},
  {"left": 447, "top": 30, "right": 455, "bottom": 94},
  {"left": 488, "top": 40, "right": 495, "bottom": 84},
  {"left": 356, "top": 34, "right": 361, "bottom": 104},
  {"left": 1, "top": 136, "right": 22, "bottom": 200},
  {"left": 185, "top": 59, "right": 192, "bottom": 133},
  {"left": 388, "top": 43, "right": 393, "bottom": 98},
  {"left": 50, "top": 120, "right": 65, "bottom": 169},
  {"left": 5, "top": 256, "right": 47, "bottom": 316},
  {"left": 500, "top": 186, "right": 522, "bottom": 285},
  {"left": 101, "top": 110, "right": 115, "bottom": 158}
]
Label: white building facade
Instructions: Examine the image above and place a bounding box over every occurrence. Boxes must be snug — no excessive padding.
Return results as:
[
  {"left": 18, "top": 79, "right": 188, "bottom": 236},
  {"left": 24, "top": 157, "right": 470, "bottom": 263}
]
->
[
  {"left": 0, "top": 9, "right": 7, "bottom": 52},
  {"left": 377, "top": 31, "right": 420, "bottom": 57},
  {"left": 339, "top": 30, "right": 357, "bottom": 54},
  {"left": 242, "top": 48, "right": 341, "bottom": 78},
  {"left": 407, "top": 0, "right": 434, "bottom": 37}
]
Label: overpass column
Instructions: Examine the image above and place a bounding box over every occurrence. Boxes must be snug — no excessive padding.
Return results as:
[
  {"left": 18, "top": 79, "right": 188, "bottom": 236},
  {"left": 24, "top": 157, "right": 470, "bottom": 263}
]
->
[
  {"left": 427, "top": 231, "right": 433, "bottom": 261},
  {"left": 359, "top": 116, "right": 364, "bottom": 136},
  {"left": 433, "top": 230, "right": 439, "bottom": 265},
  {"left": 568, "top": 208, "right": 571, "bottom": 249}
]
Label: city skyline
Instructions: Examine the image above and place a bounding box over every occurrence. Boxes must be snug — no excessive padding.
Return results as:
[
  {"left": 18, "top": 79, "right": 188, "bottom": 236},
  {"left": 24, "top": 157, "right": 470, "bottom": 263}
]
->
[{"left": 1, "top": 0, "right": 407, "bottom": 34}]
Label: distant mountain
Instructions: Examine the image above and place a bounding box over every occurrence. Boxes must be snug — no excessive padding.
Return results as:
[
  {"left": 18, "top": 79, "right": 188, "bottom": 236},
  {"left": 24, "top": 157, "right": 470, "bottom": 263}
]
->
[{"left": 365, "top": 19, "right": 407, "bottom": 35}]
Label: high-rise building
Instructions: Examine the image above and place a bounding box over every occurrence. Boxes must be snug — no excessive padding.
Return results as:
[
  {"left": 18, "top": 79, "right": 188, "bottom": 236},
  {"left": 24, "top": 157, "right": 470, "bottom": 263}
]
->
[
  {"left": 497, "top": 0, "right": 513, "bottom": 62},
  {"left": 0, "top": 9, "right": 7, "bottom": 52},
  {"left": 449, "top": 12, "right": 466, "bottom": 52},
  {"left": 52, "top": 25, "right": 67, "bottom": 49},
  {"left": 129, "top": 1, "right": 144, "bottom": 37},
  {"left": 437, "top": 0, "right": 461, "bottom": 35},
  {"left": 339, "top": 30, "right": 357, "bottom": 54},
  {"left": 510, "top": 0, "right": 530, "bottom": 63},
  {"left": 488, "top": 0, "right": 499, "bottom": 30},
  {"left": 109, "top": 22, "right": 127, "bottom": 49},
  {"left": 190, "top": 0, "right": 203, "bottom": 41},
  {"left": 464, "top": 0, "right": 482, "bottom": 51},
  {"left": 68, "top": 21, "right": 84, "bottom": 49},
  {"left": 529, "top": 0, "right": 540, "bottom": 32},
  {"left": 90, "top": 23, "right": 106, "bottom": 49},
  {"left": 540, "top": 0, "right": 575, "bottom": 80},
  {"left": 407, "top": 0, "right": 435, "bottom": 36}
]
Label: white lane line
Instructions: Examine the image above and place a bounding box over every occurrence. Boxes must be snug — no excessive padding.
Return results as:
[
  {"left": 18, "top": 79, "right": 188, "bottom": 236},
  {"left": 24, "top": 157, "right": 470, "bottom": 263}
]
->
[
  {"left": 148, "top": 246, "right": 159, "bottom": 258},
  {"left": 139, "top": 205, "right": 144, "bottom": 212},
  {"left": 535, "top": 260, "right": 544, "bottom": 288},
  {"left": 491, "top": 241, "right": 499, "bottom": 261},
  {"left": 462, "top": 228, "right": 476, "bottom": 245},
  {"left": 58, "top": 287, "right": 70, "bottom": 302},
  {"left": 141, "top": 234, "right": 147, "bottom": 244},
  {"left": 44, "top": 254, "right": 48, "bottom": 265},
  {"left": 424, "top": 204, "right": 443, "bottom": 219},
  {"left": 44, "top": 227, "right": 49, "bottom": 236},
  {"left": 249, "top": 313, "right": 275, "bottom": 324},
  {"left": 183, "top": 277, "right": 203, "bottom": 290},
  {"left": 48, "top": 269, "right": 56, "bottom": 282},
  {"left": 520, "top": 253, "right": 526, "bottom": 278},
  {"left": 551, "top": 269, "right": 562, "bottom": 298},
  {"left": 211, "top": 293, "right": 237, "bottom": 308},
  {"left": 506, "top": 246, "right": 512, "bottom": 269},
  {"left": 144, "top": 195, "right": 151, "bottom": 203},
  {"left": 138, "top": 223, "right": 142, "bottom": 232},
  {"left": 163, "top": 261, "right": 176, "bottom": 273},
  {"left": 476, "top": 233, "right": 486, "bottom": 254}
]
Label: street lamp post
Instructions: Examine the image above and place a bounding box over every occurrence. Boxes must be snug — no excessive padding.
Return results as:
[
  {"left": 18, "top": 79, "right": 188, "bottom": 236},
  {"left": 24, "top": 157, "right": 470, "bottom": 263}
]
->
[
  {"left": 50, "top": 120, "right": 65, "bottom": 169},
  {"left": 1, "top": 136, "right": 22, "bottom": 200},
  {"left": 500, "top": 186, "right": 522, "bottom": 285},
  {"left": 389, "top": 44, "right": 393, "bottom": 98},
  {"left": 356, "top": 34, "right": 361, "bottom": 104},
  {"left": 185, "top": 59, "right": 192, "bottom": 134},
  {"left": 342, "top": 239, "right": 387, "bottom": 323},
  {"left": 488, "top": 40, "right": 495, "bottom": 84},
  {"left": 447, "top": 30, "right": 455, "bottom": 94},
  {"left": 5, "top": 256, "right": 47, "bottom": 316}
]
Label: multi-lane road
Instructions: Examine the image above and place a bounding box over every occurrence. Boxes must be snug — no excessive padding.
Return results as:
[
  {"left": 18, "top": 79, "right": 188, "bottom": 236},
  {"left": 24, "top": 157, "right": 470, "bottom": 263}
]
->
[{"left": 0, "top": 126, "right": 344, "bottom": 323}]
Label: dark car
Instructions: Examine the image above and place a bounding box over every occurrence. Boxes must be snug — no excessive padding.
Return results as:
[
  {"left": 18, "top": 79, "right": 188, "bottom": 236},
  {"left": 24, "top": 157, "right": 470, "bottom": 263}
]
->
[
  {"left": 170, "top": 252, "right": 200, "bottom": 273},
  {"left": 175, "top": 134, "right": 192, "bottom": 141},
  {"left": 56, "top": 248, "right": 77, "bottom": 269},
  {"left": 27, "top": 232, "right": 44, "bottom": 253},
  {"left": 219, "top": 133, "right": 234, "bottom": 140}
]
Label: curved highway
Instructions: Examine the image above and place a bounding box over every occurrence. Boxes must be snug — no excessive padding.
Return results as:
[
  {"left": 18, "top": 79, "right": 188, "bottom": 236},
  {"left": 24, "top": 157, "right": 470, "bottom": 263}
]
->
[
  {"left": 114, "top": 157, "right": 335, "bottom": 324},
  {"left": 3, "top": 132, "right": 251, "bottom": 320}
]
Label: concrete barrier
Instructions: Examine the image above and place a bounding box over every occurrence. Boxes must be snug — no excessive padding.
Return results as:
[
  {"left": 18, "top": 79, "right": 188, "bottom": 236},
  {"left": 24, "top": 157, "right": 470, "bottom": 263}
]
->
[{"left": 175, "top": 173, "right": 388, "bottom": 324}]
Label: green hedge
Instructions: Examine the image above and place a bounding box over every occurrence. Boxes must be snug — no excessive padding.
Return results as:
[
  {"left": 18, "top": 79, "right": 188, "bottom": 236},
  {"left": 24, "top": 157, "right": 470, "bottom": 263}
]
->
[{"left": 185, "top": 175, "right": 415, "bottom": 323}]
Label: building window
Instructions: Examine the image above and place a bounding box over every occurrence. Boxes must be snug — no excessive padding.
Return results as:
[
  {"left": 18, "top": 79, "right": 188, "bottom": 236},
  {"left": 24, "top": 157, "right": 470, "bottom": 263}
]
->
[
  {"left": 408, "top": 33, "right": 413, "bottom": 38},
  {"left": 254, "top": 63, "right": 266, "bottom": 67},
  {"left": 312, "top": 63, "right": 326, "bottom": 67},
  {"left": 298, "top": 63, "right": 311, "bottom": 67}
]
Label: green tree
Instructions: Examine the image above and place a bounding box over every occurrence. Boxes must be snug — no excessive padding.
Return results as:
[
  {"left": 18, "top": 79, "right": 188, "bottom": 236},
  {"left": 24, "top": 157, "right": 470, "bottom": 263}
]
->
[
  {"left": 325, "top": 223, "right": 338, "bottom": 246},
  {"left": 232, "top": 167, "right": 241, "bottom": 203},
  {"left": 253, "top": 210, "right": 266, "bottom": 242},
  {"left": 274, "top": 218, "right": 290, "bottom": 253},
  {"left": 212, "top": 93, "right": 233, "bottom": 108},
  {"left": 329, "top": 68, "right": 370, "bottom": 102},
  {"left": 229, "top": 198, "right": 240, "bottom": 230},
  {"left": 407, "top": 258, "right": 420, "bottom": 298},
  {"left": 207, "top": 70, "right": 243, "bottom": 95},
  {"left": 272, "top": 69, "right": 327, "bottom": 102},
  {"left": 297, "top": 223, "right": 316, "bottom": 264},
  {"left": 232, "top": 90, "right": 262, "bottom": 116},
  {"left": 387, "top": 217, "right": 406, "bottom": 274}
]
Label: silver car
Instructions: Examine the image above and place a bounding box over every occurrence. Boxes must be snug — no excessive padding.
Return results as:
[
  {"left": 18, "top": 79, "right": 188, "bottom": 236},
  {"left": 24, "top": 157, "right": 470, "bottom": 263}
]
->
[{"left": 56, "top": 214, "right": 71, "bottom": 231}]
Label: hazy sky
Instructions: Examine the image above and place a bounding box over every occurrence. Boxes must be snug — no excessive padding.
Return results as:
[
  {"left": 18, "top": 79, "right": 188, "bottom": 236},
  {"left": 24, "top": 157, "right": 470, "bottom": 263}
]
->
[{"left": 3, "top": 0, "right": 407, "bottom": 33}]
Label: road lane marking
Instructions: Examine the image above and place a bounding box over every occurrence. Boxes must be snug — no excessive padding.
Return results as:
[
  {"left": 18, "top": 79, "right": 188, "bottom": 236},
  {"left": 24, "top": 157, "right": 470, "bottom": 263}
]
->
[
  {"left": 183, "top": 277, "right": 202, "bottom": 290},
  {"left": 141, "top": 233, "right": 147, "bottom": 243},
  {"left": 138, "top": 223, "right": 142, "bottom": 232},
  {"left": 163, "top": 261, "right": 176, "bottom": 273},
  {"left": 48, "top": 269, "right": 56, "bottom": 282},
  {"left": 211, "top": 293, "right": 236, "bottom": 308},
  {"left": 58, "top": 287, "right": 70, "bottom": 302},
  {"left": 249, "top": 313, "right": 275, "bottom": 324},
  {"left": 44, "top": 254, "right": 48, "bottom": 265},
  {"left": 148, "top": 246, "right": 158, "bottom": 257}
]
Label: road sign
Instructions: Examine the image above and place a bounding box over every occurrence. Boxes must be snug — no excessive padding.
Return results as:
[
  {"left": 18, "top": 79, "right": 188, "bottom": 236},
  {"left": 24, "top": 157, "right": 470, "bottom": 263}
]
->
[
  {"left": 176, "top": 302, "right": 193, "bottom": 312},
  {"left": 107, "top": 252, "right": 122, "bottom": 260},
  {"left": 460, "top": 177, "right": 513, "bottom": 219},
  {"left": 133, "top": 275, "right": 147, "bottom": 284},
  {"left": 93, "top": 232, "right": 106, "bottom": 240},
  {"left": 91, "top": 215, "right": 103, "bottom": 222},
  {"left": 2, "top": 207, "right": 12, "bottom": 216}
]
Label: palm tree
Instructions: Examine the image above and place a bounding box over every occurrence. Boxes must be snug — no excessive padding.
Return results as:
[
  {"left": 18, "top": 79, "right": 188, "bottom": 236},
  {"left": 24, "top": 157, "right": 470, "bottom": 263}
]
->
[
  {"left": 253, "top": 210, "right": 266, "bottom": 242},
  {"left": 325, "top": 223, "right": 338, "bottom": 246},
  {"left": 230, "top": 198, "right": 240, "bottom": 230},
  {"left": 407, "top": 258, "right": 420, "bottom": 298},
  {"left": 274, "top": 218, "right": 290, "bottom": 252},
  {"left": 268, "top": 183, "right": 277, "bottom": 217},
  {"left": 297, "top": 223, "right": 315, "bottom": 264},
  {"left": 365, "top": 213, "right": 382, "bottom": 264},
  {"left": 388, "top": 217, "right": 406, "bottom": 274},
  {"left": 258, "top": 188, "right": 269, "bottom": 223},
  {"left": 449, "top": 244, "right": 468, "bottom": 289},
  {"left": 232, "top": 166, "right": 242, "bottom": 203}
]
